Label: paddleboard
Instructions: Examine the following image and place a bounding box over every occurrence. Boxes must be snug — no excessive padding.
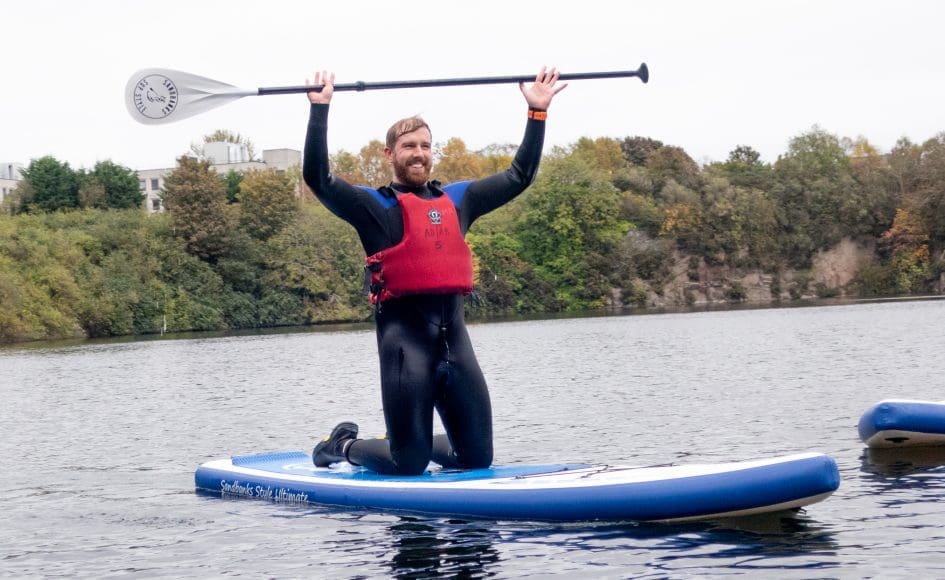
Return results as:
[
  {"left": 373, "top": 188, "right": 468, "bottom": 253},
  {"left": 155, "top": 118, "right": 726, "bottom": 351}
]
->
[
  {"left": 859, "top": 399, "right": 945, "bottom": 448},
  {"left": 194, "top": 451, "right": 839, "bottom": 522}
]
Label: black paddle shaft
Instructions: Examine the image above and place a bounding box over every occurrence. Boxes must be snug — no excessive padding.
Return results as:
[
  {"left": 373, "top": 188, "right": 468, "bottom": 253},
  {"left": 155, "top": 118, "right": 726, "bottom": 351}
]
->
[{"left": 257, "top": 63, "right": 648, "bottom": 95}]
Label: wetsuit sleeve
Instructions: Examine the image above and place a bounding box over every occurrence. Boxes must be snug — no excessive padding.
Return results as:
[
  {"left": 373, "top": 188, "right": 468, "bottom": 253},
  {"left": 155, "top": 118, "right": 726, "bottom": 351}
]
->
[
  {"left": 458, "top": 116, "right": 546, "bottom": 231},
  {"left": 302, "top": 104, "right": 364, "bottom": 219},
  {"left": 302, "top": 104, "right": 392, "bottom": 253}
]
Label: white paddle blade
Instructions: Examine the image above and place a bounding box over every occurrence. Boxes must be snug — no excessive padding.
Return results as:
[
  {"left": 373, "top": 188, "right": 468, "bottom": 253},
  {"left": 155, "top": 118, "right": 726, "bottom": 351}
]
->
[{"left": 125, "top": 68, "right": 257, "bottom": 125}]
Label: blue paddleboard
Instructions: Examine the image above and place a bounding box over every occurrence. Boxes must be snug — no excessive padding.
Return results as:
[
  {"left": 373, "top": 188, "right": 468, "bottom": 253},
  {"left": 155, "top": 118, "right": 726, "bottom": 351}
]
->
[
  {"left": 195, "top": 451, "right": 839, "bottom": 522},
  {"left": 859, "top": 399, "right": 945, "bottom": 448}
]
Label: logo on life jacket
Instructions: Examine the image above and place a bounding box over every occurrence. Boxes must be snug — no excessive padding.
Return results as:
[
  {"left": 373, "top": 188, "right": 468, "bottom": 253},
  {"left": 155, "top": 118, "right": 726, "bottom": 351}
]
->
[{"left": 428, "top": 208, "right": 442, "bottom": 225}]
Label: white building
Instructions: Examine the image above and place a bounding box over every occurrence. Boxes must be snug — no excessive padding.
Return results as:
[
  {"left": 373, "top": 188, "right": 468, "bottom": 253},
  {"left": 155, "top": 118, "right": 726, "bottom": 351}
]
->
[
  {"left": 137, "top": 145, "right": 301, "bottom": 213},
  {"left": 0, "top": 162, "right": 24, "bottom": 206}
]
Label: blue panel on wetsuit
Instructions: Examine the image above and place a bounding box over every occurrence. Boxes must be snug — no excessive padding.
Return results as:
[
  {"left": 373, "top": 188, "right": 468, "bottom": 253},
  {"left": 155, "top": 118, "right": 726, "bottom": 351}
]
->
[
  {"left": 442, "top": 181, "right": 471, "bottom": 207},
  {"left": 360, "top": 185, "right": 397, "bottom": 209}
]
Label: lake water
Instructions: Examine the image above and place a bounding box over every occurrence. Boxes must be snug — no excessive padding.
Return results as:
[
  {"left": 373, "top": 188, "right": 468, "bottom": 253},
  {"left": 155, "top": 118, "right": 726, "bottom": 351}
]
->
[{"left": 3, "top": 299, "right": 945, "bottom": 578}]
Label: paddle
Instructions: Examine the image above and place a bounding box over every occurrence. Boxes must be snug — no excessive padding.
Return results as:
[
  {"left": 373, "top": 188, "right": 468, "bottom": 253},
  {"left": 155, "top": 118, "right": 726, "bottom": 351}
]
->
[{"left": 125, "top": 64, "right": 649, "bottom": 125}]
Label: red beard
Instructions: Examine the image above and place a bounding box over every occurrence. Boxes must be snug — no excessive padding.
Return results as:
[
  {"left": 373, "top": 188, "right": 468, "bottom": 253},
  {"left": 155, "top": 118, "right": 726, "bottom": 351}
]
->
[{"left": 393, "top": 158, "right": 431, "bottom": 187}]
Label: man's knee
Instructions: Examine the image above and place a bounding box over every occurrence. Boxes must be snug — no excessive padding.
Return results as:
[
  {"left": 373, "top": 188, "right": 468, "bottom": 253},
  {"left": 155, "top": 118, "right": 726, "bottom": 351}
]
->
[
  {"left": 456, "top": 443, "right": 492, "bottom": 469},
  {"left": 391, "top": 444, "right": 432, "bottom": 475}
]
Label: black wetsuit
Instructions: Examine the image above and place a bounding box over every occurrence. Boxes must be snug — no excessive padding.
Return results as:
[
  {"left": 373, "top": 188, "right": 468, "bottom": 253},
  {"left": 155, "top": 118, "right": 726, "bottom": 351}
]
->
[{"left": 303, "top": 103, "right": 546, "bottom": 475}]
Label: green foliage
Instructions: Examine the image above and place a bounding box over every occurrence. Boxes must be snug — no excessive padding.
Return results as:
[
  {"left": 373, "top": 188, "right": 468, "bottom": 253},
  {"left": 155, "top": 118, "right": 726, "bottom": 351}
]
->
[
  {"left": 82, "top": 160, "right": 144, "bottom": 209},
  {"left": 20, "top": 156, "right": 80, "bottom": 212},
  {"left": 773, "top": 126, "right": 859, "bottom": 261},
  {"left": 709, "top": 145, "right": 774, "bottom": 190},
  {"left": 619, "top": 231, "right": 674, "bottom": 285},
  {"left": 725, "top": 281, "right": 747, "bottom": 302},
  {"left": 851, "top": 262, "right": 895, "bottom": 297},
  {"left": 697, "top": 176, "right": 779, "bottom": 268},
  {"left": 264, "top": 202, "right": 367, "bottom": 323},
  {"left": 0, "top": 215, "right": 84, "bottom": 340},
  {"left": 620, "top": 191, "right": 663, "bottom": 236},
  {"left": 467, "top": 231, "right": 559, "bottom": 314},
  {"left": 621, "top": 136, "right": 664, "bottom": 167},
  {"left": 5, "top": 121, "right": 945, "bottom": 344},
  {"left": 162, "top": 156, "right": 232, "bottom": 263},
  {"left": 646, "top": 145, "right": 701, "bottom": 190},
  {"left": 237, "top": 169, "right": 299, "bottom": 240},
  {"left": 515, "top": 154, "right": 631, "bottom": 310},
  {"left": 0, "top": 199, "right": 373, "bottom": 342},
  {"left": 222, "top": 170, "right": 243, "bottom": 203},
  {"left": 8, "top": 157, "right": 141, "bottom": 213},
  {"left": 570, "top": 137, "right": 626, "bottom": 175},
  {"left": 913, "top": 133, "right": 945, "bottom": 244}
]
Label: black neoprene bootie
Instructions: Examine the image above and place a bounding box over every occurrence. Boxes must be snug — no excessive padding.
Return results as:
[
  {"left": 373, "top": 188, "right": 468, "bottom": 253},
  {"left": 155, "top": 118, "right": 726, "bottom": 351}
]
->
[{"left": 313, "top": 422, "right": 359, "bottom": 467}]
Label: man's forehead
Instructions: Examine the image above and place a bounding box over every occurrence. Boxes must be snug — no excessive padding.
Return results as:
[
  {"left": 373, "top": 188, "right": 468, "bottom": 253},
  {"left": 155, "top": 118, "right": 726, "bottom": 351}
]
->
[{"left": 396, "top": 128, "right": 432, "bottom": 144}]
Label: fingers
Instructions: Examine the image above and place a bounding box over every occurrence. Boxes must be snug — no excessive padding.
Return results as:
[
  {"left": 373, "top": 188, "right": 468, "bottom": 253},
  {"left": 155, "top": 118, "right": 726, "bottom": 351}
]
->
[
  {"left": 531, "top": 66, "right": 565, "bottom": 95},
  {"left": 308, "top": 70, "right": 335, "bottom": 87},
  {"left": 306, "top": 70, "right": 335, "bottom": 102},
  {"left": 534, "top": 66, "right": 561, "bottom": 85},
  {"left": 523, "top": 65, "right": 567, "bottom": 110}
]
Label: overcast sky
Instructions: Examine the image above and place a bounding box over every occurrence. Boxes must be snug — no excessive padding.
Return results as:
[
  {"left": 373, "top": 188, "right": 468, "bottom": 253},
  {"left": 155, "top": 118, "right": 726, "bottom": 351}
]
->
[{"left": 3, "top": 0, "right": 944, "bottom": 172}]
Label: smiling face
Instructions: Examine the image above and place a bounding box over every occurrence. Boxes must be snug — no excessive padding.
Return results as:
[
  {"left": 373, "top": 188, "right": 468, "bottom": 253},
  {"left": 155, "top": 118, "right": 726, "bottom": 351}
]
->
[{"left": 385, "top": 126, "right": 433, "bottom": 187}]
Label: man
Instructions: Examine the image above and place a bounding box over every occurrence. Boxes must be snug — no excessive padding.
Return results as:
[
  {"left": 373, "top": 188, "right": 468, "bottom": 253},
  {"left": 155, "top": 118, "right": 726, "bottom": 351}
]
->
[{"left": 303, "top": 67, "right": 566, "bottom": 475}]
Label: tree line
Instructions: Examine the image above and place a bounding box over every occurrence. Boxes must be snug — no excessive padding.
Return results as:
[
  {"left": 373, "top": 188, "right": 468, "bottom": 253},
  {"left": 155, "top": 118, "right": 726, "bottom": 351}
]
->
[{"left": 2, "top": 125, "right": 944, "bottom": 343}]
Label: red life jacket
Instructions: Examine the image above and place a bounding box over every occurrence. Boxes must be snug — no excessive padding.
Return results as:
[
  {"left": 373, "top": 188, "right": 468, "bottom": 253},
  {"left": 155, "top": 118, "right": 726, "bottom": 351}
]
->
[{"left": 366, "top": 192, "right": 473, "bottom": 303}]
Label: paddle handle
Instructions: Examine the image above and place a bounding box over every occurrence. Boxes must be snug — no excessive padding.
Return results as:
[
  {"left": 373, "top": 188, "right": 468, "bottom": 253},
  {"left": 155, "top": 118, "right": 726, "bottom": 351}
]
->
[{"left": 257, "top": 64, "right": 649, "bottom": 96}]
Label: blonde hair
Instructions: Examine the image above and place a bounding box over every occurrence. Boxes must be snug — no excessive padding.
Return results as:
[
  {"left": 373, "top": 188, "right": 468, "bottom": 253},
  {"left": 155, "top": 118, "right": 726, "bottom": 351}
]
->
[{"left": 385, "top": 116, "right": 431, "bottom": 149}]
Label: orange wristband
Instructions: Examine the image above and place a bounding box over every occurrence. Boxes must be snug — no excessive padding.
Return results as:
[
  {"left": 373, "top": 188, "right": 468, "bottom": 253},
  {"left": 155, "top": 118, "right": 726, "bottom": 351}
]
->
[{"left": 527, "top": 109, "right": 548, "bottom": 121}]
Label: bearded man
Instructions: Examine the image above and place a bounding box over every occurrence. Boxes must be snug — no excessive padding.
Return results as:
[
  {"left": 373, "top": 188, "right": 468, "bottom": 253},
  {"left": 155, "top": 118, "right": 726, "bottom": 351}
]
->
[{"left": 302, "top": 67, "right": 567, "bottom": 475}]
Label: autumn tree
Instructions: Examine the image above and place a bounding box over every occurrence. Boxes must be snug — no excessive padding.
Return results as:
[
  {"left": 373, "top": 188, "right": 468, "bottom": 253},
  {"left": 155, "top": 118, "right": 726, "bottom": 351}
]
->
[
  {"left": 358, "top": 140, "right": 389, "bottom": 187},
  {"left": 570, "top": 137, "right": 626, "bottom": 175},
  {"left": 712, "top": 145, "right": 773, "bottom": 190},
  {"left": 646, "top": 145, "right": 701, "bottom": 190},
  {"left": 887, "top": 137, "right": 922, "bottom": 198},
  {"left": 515, "top": 154, "right": 631, "bottom": 308},
  {"left": 330, "top": 140, "right": 388, "bottom": 187},
  {"left": 162, "top": 156, "right": 231, "bottom": 262},
  {"left": 78, "top": 179, "right": 106, "bottom": 209},
  {"left": 772, "top": 126, "right": 854, "bottom": 265},
  {"left": 329, "top": 150, "right": 366, "bottom": 184},
  {"left": 698, "top": 176, "right": 779, "bottom": 267},
  {"left": 620, "top": 136, "right": 664, "bottom": 167},
  {"left": 478, "top": 143, "right": 516, "bottom": 174},
  {"left": 433, "top": 138, "right": 488, "bottom": 182},
  {"left": 879, "top": 208, "right": 930, "bottom": 293},
  {"left": 913, "top": 133, "right": 945, "bottom": 246},
  {"left": 843, "top": 136, "right": 898, "bottom": 238},
  {"left": 237, "top": 169, "right": 299, "bottom": 240}
]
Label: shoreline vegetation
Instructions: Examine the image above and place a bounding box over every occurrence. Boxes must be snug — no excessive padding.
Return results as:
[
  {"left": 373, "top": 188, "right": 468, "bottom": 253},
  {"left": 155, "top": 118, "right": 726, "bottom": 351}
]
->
[
  {"left": 3, "top": 127, "right": 945, "bottom": 345},
  {"left": 4, "top": 295, "right": 943, "bottom": 351}
]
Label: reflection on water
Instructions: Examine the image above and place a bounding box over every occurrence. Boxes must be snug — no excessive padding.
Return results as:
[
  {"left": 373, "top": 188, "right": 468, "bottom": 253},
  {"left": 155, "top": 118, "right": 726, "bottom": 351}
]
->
[
  {"left": 386, "top": 518, "right": 501, "bottom": 578},
  {"left": 861, "top": 446, "right": 945, "bottom": 477},
  {"left": 375, "top": 509, "right": 842, "bottom": 578}
]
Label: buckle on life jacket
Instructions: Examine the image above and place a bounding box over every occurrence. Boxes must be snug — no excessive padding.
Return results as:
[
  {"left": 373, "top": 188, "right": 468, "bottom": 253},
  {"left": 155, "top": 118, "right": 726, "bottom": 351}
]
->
[{"left": 364, "top": 262, "right": 385, "bottom": 304}]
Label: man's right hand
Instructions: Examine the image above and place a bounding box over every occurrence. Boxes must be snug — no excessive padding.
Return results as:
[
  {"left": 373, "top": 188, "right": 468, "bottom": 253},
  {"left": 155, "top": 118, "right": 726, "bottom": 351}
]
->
[{"left": 306, "top": 70, "right": 335, "bottom": 104}]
